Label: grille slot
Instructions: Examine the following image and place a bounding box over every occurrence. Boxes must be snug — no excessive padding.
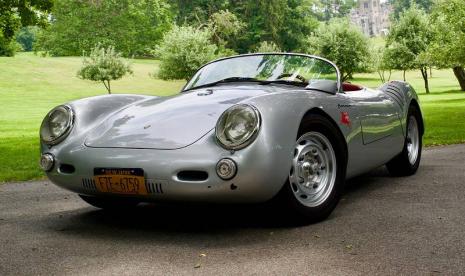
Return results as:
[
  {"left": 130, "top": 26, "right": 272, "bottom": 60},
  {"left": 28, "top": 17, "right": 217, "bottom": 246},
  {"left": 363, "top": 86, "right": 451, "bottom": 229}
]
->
[
  {"left": 145, "top": 179, "right": 165, "bottom": 194},
  {"left": 82, "top": 178, "right": 97, "bottom": 191}
]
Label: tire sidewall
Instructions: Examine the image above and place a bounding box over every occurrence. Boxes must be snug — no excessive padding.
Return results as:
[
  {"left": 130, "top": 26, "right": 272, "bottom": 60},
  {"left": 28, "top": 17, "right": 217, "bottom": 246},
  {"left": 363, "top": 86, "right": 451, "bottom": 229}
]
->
[{"left": 280, "top": 115, "right": 347, "bottom": 222}]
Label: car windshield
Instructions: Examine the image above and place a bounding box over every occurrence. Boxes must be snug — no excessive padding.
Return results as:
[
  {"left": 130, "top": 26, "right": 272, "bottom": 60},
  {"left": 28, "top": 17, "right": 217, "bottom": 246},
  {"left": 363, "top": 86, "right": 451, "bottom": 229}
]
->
[{"left": 183, "top": 54, "right": 339, "bottom": 91}]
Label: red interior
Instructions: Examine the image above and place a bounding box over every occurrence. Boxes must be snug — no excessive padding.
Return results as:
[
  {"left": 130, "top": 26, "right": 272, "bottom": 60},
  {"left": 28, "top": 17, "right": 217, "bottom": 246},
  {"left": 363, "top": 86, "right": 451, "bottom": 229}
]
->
[{"left": 342, "top": 82, "right": 363, "bottom": 92}]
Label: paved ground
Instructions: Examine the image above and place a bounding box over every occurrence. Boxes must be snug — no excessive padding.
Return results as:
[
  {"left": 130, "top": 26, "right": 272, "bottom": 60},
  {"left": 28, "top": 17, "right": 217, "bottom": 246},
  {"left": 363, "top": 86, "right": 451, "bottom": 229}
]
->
[{"left": 1, "top": 145, "right": 465, "bottom": 275}]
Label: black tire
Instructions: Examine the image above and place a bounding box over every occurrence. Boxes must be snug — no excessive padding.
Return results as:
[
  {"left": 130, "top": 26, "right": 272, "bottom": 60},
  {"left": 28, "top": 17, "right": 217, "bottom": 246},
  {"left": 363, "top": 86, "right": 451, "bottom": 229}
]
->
[
  {"left": 386, "top": 105, "right": 423, "bottom": 176},
  {"left": 79, "top": 195, "right": 140, "bottom": 210},
  {"left": 274, "top": 114, "right": 347, "bottom": 225}
]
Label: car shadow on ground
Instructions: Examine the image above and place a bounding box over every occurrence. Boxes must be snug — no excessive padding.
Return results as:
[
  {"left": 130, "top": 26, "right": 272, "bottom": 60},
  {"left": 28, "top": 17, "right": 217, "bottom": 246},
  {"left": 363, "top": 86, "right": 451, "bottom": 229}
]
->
[{"left": 54, "top": 166, "right": 392, "bottom": 238}]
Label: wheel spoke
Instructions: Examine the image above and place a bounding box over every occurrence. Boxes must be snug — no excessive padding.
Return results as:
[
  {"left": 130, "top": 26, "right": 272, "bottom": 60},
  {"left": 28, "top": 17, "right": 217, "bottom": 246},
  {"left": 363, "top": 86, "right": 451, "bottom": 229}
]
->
[{"left": 289, "top": 132, "right": 337, "bottom": 207}]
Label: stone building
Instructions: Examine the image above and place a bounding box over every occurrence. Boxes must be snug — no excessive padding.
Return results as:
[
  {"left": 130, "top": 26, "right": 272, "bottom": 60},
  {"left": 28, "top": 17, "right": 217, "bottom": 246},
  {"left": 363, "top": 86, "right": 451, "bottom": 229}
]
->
[{"left": 350, "top": 0, "right": 392, "bottom": 37}]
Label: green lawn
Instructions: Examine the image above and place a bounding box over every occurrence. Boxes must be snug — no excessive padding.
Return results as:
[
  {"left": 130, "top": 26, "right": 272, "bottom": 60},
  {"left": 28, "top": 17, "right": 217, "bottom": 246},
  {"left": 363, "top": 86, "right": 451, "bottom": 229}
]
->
[{"left": 0, "top": 53, "right": 464, "bottom": 182}]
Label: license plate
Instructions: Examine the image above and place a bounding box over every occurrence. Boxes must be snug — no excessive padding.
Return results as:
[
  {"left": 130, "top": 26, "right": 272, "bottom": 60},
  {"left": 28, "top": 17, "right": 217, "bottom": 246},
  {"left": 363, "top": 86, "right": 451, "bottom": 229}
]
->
[{"left": 93, "top": 168, "right": 147, "bottom": 195}]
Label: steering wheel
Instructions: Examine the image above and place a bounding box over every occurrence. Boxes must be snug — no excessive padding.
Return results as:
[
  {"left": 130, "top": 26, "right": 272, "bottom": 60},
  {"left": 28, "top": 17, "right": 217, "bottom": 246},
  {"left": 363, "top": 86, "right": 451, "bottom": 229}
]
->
[{"left": 276, "top": 73, "right": 307, "bottom": 83}]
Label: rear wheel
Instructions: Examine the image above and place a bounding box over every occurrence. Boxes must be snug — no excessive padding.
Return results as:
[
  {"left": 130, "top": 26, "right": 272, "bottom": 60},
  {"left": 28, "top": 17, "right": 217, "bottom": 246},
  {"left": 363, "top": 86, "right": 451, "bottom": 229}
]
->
[
  {"left": 79, "top": 195, "right": 140, "bottom": 210},
  {"left": 275, "top": 114, "right": 347, "bottom": 224},
  {"left": 386, "top": 105, "right": 423, "bottom": 176}
]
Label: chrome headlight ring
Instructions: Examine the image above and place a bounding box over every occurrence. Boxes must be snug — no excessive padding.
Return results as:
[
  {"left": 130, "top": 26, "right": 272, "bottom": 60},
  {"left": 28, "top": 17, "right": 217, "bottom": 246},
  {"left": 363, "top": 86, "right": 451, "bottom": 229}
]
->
[
  {"left": 40, "top": 105, "right": 75, "bottom": 146},
  {"left": 215, "top": 104, "right": 261, "bottom": 150}
]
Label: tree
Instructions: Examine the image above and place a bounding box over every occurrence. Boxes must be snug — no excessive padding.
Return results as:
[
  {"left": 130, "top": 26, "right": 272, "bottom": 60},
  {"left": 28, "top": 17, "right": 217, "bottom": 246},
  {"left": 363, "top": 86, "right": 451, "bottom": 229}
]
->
[
  {"left": 237, "top": 0, "right": 319, "bottom": 52},
  {"left": 387, "top": 4, "right": 433, "bottom": 93},
  {"left": 373, "top": 46, "right": 393, "bottom": 83},
  {"left": 77, "top": 45, "right": 132, "bottom": 94},
  {"left": 171, "top": 0, "right": 319, "bottom": 53},
  {"left": 155, "top": 26, "right": 218, "bottom": 80},
  {"left": 255, "top": 41, "right": 282, "bottom": 52},
  {"left": 16, "top": 26, "right": 38, "bottom": 52},
  {"left": 383, "top": 43, "right": 416, "bottom": 81},
  {"left": 305, "top": 19, "right": 371, "bottom": 81},
  {"left": 37, "top": 0, "right": 173, "bottom": 57},
  {"left": 207, "top": 10, "right": 245, "bottom": 52},
  {"left": 317, "top": 0, "right": 357, "bottom": 21},
  {"left": 0, "top": 0, "right": 53, "bottom": 56},
  {"left": 389, "top": 0, "right": 433, "bottom": 19},
  {"left": 428, "top": 0, "right": 465, "bottom": 91}
]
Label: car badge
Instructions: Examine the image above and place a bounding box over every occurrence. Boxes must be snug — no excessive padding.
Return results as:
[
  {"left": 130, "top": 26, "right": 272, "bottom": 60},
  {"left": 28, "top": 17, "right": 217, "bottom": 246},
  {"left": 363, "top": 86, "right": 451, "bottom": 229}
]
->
[
  {"left": 340, "top": 112, "right": 351, "bottom": 126},
  {"left": 198, "top": 89, "right": 213, "bottom": 96}
]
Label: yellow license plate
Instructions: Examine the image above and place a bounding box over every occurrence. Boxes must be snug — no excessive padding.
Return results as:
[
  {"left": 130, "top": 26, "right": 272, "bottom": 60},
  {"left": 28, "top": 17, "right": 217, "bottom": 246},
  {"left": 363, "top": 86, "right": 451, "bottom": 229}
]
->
[{"left": 93, "top": 168, "right": 147, "bottom": 195}]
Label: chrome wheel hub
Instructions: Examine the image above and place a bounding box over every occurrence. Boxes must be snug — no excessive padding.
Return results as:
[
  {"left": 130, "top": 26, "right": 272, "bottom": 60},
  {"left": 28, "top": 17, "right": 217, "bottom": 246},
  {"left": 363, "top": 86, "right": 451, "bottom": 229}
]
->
[
  {"left": 407, "top": 116, "right": 420, "bottom": 165},
  {"left": 289, "top": 132, "right": 337, "bottom": 207}
]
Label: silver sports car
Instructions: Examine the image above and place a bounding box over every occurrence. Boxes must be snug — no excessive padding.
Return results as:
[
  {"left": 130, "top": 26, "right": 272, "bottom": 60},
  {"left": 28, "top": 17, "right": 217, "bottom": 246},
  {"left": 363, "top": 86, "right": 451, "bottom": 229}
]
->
[{"left": 39, "top": 53, "right": 423, "bottom": 223}]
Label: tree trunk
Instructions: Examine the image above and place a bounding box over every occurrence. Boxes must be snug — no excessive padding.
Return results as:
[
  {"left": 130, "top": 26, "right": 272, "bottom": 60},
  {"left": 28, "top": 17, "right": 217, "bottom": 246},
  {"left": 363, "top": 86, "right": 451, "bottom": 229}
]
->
[
  {"left": 102, "top": 80, "right": 111, "bottom": 94},
  {"left": 420, "top": 67, "right": 430, "bottom": 94},
  {"left": 429, "top": 66, "right": 433, "bottom": 78},
  {"left": 453, "top": 66, "right": 465, "bottom": 91},
  {"left": 403, "top": 70, "right": 406, "bottom": 81}
]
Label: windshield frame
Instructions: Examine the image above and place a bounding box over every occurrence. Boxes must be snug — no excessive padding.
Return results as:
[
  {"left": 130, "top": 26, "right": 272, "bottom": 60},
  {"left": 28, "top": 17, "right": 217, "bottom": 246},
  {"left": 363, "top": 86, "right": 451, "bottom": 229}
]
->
[{"left": 181, "top": 53, "right": 342, "bottom": 94}]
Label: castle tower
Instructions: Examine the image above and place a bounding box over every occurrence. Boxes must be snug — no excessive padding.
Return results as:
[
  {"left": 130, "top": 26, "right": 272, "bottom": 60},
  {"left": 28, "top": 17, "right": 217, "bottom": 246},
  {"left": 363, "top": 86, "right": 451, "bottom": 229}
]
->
[{"left": 350, "top": 0, "right": 391, "bottom": 37}]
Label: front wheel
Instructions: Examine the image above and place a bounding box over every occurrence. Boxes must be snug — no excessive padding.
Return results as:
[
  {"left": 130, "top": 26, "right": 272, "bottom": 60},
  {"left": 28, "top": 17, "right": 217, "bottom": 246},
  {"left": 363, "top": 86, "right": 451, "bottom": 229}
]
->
[
  {"left": 386, "top": 105, "right": 423, "bottom": 176},
  {"left": 79, "top": 195, "right": 140, "bottom": 210},
  {"left": 275, "top": 115, "right": 347, "bottom": 224}
]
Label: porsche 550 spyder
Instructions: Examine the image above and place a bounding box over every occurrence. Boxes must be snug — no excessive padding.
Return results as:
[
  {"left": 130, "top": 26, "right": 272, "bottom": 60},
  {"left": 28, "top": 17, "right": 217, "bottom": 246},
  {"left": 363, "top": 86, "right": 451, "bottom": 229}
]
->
[{"left": 39, "top": 53, "right": 423, "bottom": 223}]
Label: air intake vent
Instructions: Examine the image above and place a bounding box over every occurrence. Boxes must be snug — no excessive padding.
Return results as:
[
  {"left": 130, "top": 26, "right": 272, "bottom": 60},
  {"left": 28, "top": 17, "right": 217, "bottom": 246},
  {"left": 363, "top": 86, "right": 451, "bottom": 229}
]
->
[
  {"left": 82, "top": 178, "right": 97, "bottom": 191},
  {"left": 145, "top": 179, "right": 166, "bottom": 194},
  {"left": 177, "top": 171, "right": 208, "bottom": 182}
]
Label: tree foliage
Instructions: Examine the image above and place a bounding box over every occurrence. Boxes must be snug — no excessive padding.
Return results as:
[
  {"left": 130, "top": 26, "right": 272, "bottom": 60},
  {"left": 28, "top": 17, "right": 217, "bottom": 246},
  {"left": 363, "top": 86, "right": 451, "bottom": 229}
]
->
[
  {"left": 207, "top": 10, "right": 245, "bottom": 52},
  {"left": 155, "top": 26, "right": 219, "bottom": 80},
  {"left": 0, "top": 0, "right": 53, "bottom": 56},
  {"left": 37, "top": 0, "right": 173, "bottom": 57},
  {"left": 389, "top": 0, "right": 433, "bottom": 19},
  {"left": 16, "top": 26, "right": 38, "bottom": 52},
  {"left": 386, "top": 4, "right": 433, "bottom": 92},
  {"left": 77, "top": 44, "right": 132, "bottom": 94},
  {"left": 428, "top": 0, "right": 465, "bottom": 90},
  {"left": 254, "top": 41, "right": 282, "bottom": 53},
  {"left": 317, "top": 0, "right": 357, "bottom": 21},
  {"left": 372, "top": 46, "right": 393, "bottom": 83},
  {"left": 305, "top": 19, "right": 371, "bottom": 81},
  {"left": 172, "top": 0, "right": 319, "bottom": 53}
]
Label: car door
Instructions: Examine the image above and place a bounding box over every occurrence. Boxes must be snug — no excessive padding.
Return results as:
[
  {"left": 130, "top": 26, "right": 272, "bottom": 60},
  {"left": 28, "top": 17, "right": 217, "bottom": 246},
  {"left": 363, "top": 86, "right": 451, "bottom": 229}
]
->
[
  {"left": 340, "top": 87, "right": 404, "bottom": 176},
  {"left": 343, "top": 88, "right": 400, "bottom": 144}
]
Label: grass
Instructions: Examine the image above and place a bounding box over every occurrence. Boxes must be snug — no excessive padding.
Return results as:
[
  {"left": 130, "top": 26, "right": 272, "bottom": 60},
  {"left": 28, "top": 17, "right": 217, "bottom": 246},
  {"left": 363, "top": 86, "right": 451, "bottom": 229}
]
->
[
  {"left": 0, "top": 52, "right": 464, "bottom": 182},
  {"left": 0, "top": 52, "right": 184, "bottom": 182}
]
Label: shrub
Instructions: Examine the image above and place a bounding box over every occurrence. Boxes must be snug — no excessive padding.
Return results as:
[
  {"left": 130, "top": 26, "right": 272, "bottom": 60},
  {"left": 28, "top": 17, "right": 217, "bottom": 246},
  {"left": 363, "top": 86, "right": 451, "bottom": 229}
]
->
[
  {"left": 155, "top": 26, "right": 218, "bottom": 80},
  {"left": 77, "top": 44, "right": 132, "bottom": 94}
]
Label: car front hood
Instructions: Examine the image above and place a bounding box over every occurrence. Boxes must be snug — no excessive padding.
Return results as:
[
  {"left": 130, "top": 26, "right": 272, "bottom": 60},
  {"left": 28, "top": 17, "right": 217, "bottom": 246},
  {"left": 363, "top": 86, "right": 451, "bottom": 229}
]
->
[{"left": 84, "top": 85, "right": 274, "bottom": 149}]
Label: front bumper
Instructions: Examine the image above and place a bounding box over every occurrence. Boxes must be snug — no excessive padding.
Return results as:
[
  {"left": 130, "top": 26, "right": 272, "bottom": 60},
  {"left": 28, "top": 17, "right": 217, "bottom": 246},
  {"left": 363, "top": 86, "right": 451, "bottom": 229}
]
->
[{"left": 42, "top": 130, "right": 292, "bottom": 203}]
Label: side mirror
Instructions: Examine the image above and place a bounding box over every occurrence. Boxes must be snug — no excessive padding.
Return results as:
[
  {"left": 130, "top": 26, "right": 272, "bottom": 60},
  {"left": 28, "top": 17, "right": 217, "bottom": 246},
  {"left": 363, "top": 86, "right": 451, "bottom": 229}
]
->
[{"left": 305, "top": 80, "right": 338, "bottom": 94}]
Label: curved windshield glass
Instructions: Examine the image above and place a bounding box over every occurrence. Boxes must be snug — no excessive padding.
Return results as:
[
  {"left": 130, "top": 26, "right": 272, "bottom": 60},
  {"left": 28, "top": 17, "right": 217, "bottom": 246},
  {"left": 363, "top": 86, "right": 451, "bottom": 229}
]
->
[{"left": 184, "top": 54, "right": 339, "bottom": 91}]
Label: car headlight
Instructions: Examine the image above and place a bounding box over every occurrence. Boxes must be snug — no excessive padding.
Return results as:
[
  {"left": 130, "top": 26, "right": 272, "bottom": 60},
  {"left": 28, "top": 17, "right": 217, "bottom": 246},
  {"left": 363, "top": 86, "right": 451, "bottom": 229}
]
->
[
  {"left": 40, "top": 105, "right": 74, "bottom": 145},
  {"left": 215, "top": 104, "right": 261, "bottom": 150}
]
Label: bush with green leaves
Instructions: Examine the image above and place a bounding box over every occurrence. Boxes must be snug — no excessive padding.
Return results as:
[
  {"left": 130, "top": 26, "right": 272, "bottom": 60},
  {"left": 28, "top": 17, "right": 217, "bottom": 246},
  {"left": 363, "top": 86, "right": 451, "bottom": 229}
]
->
[
  {"left": 77, "top": 45, "right": 132, "bottom": 94},
  {"left": 305, "top": 19, "right": 371, "bottom": 81},
  {"left": 155, "top": 26, "right": 218, "bottom": 80},
  {"left": 254, "top": 41, "right": 281, "bottom": 53}
]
